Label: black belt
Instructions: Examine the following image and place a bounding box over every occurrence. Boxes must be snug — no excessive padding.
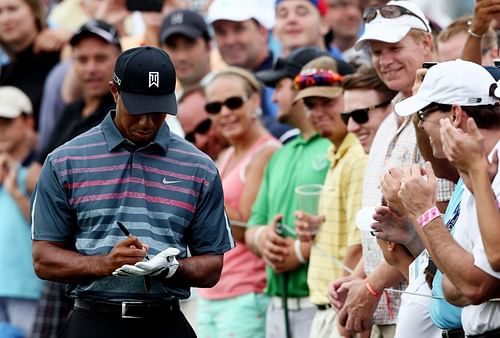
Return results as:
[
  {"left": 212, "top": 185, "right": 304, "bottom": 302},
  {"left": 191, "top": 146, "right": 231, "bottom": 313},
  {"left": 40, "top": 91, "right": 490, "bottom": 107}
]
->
[
  {"left": 316, "top": 304, "right": 331, "bottom": 311},
  {"left": 442, "top": 328, "right": 465, "bottom": 338},
  {"left": 74, "top": 298, "right": 180, "bottom": 319},
  {"left": 468, "top": 327, "right": 500, "bottom": 338}
]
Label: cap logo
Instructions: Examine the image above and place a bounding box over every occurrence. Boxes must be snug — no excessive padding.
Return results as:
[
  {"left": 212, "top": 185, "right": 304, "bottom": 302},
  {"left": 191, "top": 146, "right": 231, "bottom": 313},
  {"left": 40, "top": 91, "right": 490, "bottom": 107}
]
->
[
  {"left": 467, "top": 98, "right": 482, "bottom": 104},
  {"left": 171, "top": 12, "right": 183, "bottom": 25},
  {"left": 113, "top": 73, "right": 121, "bottom": 86},
  {"left": 149, "top": 71, "right": 159, "bottom": 88}
]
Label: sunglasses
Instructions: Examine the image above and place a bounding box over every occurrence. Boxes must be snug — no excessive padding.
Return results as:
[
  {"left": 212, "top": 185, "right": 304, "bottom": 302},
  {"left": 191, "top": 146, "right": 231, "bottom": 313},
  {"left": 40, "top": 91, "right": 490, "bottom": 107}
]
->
[
  {"left": 341, "top": 100, "right": 392, "bottom": 125},
  {"left": 184, "top": 118, "right": 212, "bottom": 143},
  {"left": 417, "top": 103, "right": 452, "bottom": 122},
  {"left": 363, "top": 5, "right": 430, "bottom": 32},
  {"left": 204, "top": 96, "right": 248, "bottom": 115}
]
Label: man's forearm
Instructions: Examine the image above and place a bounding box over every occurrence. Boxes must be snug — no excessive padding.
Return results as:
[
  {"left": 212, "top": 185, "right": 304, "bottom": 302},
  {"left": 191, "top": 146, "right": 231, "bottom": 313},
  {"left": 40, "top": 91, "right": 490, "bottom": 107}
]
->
[
  {"left": 366, "top": 260, "right": 405, "bottom": 294},
  {"left": 174, "top": 254, "right": 223, "bottom": 288}
]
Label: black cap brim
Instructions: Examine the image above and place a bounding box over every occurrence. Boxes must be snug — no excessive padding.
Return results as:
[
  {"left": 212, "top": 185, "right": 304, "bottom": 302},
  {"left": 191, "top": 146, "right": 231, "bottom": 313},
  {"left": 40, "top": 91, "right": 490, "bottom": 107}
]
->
[
  {"left": 161, "top": 26, "right": 203, "bottom": 44},
  {"left": 256, "top": 68, "right": 293, "bottom": 88},
  {"left": 120, "top": 91, "right": 178, "bottom": 115}
]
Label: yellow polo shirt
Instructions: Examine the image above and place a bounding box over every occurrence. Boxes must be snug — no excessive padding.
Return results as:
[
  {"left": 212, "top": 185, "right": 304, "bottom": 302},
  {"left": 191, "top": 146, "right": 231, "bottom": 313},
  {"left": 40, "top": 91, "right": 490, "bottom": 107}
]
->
[{"left": 308, "top": 133, "right": 367, "bottom": 305}]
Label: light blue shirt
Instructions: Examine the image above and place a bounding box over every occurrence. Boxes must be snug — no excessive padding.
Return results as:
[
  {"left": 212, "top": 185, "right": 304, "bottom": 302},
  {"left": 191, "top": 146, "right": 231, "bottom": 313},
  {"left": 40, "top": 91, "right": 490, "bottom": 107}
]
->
[
  {"left": 430, "top": 180, "right": 464, "bottom": 329},
  {"left": 0, "top": 167, "right": 43, "bottom": 299}
]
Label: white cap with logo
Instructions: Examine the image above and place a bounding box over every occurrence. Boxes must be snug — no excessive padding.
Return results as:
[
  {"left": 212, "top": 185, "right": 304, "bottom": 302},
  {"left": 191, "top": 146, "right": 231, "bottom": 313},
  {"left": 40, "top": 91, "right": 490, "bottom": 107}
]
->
[
  {"left": 395, "top": 59, "right": 498, "bottom": 117},
  {"left": 355, "top": 0, "right": 430, "bottom": 51},
  {"left": 0, "top": 86, "right": 33, "bottom": 119}
]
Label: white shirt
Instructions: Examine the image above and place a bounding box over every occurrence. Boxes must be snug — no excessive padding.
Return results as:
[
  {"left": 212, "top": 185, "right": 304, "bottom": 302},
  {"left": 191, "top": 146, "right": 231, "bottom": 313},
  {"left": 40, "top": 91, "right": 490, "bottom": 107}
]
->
[{"left": 453, "top": 141, "right": 500, "bottom": 335}]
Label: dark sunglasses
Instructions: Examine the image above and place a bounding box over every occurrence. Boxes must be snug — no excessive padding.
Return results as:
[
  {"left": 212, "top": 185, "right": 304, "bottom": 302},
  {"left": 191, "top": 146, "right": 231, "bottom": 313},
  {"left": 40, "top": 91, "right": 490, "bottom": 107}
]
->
[
  {"left": 184, "top": 118, "right": 212, "bottom": 143},
  {"left": 204, "top": 96, "right": 248, "bottom": 115},
  {"left": 341, "top": 100, "right": 392, "bottom": 125},
  {"left": 417, "top": 103, "right": 452, "bottom": 122},
  {"left": 363, "top": 5, "right": 430, "bottom": 32}
]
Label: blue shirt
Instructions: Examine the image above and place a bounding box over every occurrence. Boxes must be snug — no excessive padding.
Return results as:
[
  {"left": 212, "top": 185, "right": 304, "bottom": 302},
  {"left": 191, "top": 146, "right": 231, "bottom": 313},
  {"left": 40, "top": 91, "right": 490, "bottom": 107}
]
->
[
  {"left": 0, "top": 167, "right": 43, "bottom": 299},
  {"left": 430, "top": 180, "right": 465, "bottom": 329},
  {"left": 31, "top": 112, "right": 234, "bottom": 301}
]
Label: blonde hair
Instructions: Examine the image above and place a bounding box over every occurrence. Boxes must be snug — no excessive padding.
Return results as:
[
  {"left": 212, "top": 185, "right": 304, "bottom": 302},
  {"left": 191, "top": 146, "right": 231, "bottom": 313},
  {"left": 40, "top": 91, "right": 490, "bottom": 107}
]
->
[{"left": 205, "top": 66, "right": 261, "bottom": 97}]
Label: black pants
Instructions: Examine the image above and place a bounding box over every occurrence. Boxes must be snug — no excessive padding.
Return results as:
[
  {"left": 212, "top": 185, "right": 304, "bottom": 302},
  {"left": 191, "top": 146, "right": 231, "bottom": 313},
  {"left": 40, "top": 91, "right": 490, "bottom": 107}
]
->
[{"left": 58, "top": 307, "right": 196, "bottom": 338}]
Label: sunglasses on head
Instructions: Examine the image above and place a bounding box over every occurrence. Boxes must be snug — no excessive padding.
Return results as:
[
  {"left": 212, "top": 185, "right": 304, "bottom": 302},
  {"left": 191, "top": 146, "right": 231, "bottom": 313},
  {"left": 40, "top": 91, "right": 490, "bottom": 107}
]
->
[
  {"left": 363, "top": 5, "right": 430, "bottom": 32},
  {"left": 341, "top": 100, "right": 392, "bottom": 125},
  {"left": 204, "top": 96, "right": 248, "bottom": 115},
  {"left": 417, "top": 103, "right": 452, "bottom": 122},
  {"left": 294, "top": 70, "right": 344, "bottom": 91},
  {"left": 184, "top": 118, "right": 212, "bottom": 143}
]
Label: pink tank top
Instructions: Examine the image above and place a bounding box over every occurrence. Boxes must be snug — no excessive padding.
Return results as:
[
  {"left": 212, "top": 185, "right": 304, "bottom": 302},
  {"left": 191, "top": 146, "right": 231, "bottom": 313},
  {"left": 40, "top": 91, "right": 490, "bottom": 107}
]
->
[{"left": 198, "top": 134, "right": 279, "bottom": 299}]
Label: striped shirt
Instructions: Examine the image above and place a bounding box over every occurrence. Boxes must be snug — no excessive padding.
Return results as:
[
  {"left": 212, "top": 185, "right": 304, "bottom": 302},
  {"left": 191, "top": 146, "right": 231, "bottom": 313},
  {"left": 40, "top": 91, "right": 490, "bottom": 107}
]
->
[
  {"left": 31, "top": 112, "right": 234, "bottom": 301},
  {"left": 308, "top": 133, "right": 366, "bottom": 305}
]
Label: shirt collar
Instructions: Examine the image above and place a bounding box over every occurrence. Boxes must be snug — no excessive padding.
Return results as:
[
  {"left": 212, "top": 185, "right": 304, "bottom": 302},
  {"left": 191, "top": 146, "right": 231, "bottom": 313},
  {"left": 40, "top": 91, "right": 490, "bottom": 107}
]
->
[
  {"left": 102, "top": 111, "right": 171, "bottom": 154},
  {"left": 327, "top": 132, "right": 358, "bottom": 166}
]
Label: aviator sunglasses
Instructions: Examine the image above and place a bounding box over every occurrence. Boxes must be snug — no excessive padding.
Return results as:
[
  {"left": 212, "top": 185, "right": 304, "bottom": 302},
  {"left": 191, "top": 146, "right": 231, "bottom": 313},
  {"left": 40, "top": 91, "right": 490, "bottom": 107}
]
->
[
  {"left": 341, "top": 100, "right": 392, "bottom": 125},
  {"left": 184, "top": 118, "right": 212, "bottom": 143},
  {"left": 363, "top": 5, "right": 430, "bottom": 32},
  {"left": 204, "top": 96, "right": 248, "bottom": 115}
]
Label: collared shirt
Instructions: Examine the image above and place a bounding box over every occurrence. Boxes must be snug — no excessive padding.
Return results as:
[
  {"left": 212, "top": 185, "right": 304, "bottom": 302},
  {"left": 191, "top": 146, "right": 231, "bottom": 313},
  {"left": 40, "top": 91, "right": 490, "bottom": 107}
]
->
[
  {"left": 31, "top": 112, "right": 234, "bottom": 301},
  {"left": 308, "top": 133, "right": 366, "bottom": 305},
  {"left": 248, "top": 133, "right": 331, "bottom": 297},
  {"left": 362, "top": 110, "right": 455, "bottom": 324}
]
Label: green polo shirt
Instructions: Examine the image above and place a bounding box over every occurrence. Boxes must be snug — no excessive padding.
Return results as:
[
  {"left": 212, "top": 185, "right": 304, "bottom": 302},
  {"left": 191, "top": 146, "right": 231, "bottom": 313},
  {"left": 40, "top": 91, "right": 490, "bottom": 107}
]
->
[{"left": 248, "top": 133, "right": 331, "bottom": 297}]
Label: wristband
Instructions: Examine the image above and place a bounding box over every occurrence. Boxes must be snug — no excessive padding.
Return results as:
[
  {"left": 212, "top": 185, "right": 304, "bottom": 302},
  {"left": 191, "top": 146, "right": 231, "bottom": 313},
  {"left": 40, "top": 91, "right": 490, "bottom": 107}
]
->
[
  {"left": 253, "top": 226, "right": 265, "bottom": 250},
  {"left": 417, "top": 206, "right": 441, "bottom": 228},
  {"left": 467, "top": 28, "right": 485, "bottom": 39},
  {"left": 294, "top": 240, "right": 306, "bottom": 264},
  {"left": 364, "top": 278, "right": 380, "bottom": 298}
]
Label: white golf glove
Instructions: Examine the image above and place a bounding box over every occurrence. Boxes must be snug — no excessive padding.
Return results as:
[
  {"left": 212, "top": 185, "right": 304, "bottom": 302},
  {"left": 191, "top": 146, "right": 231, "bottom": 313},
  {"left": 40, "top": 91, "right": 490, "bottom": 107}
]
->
[{"left": 113, "top": 247, "right": 180, "bottom": 278}]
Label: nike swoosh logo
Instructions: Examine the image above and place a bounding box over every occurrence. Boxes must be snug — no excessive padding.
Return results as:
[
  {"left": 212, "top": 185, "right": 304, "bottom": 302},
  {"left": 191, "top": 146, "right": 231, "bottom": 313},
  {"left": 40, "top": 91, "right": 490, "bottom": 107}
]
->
[{"left": 162, "top": 178, "right": 181, "bottom": 185}]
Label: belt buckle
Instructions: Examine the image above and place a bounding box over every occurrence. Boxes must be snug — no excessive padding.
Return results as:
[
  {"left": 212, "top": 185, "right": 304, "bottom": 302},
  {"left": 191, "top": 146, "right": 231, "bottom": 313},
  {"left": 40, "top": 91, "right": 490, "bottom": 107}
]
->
[{"left": 121, "top": 301, "right": 143, "bottom": 319}]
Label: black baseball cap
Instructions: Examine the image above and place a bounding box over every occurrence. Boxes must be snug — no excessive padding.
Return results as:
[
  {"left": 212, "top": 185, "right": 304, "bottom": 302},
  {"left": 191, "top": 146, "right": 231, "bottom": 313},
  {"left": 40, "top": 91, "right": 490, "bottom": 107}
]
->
[
  {"left": 160, "top": 9, "right": 210, "bottom": 44},
  {"left": 112, "top": 46, "right": 177, "bottom": 115},
  {"left": 257, "top": 47, "right": 330, "bottom": 88},
  {"left": 70, "top": 19, "right": 121, "bottom": 50}
]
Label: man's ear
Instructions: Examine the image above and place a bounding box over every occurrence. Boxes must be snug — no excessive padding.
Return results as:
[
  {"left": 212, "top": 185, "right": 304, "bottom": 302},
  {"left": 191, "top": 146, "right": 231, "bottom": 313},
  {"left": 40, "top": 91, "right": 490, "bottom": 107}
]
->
[
  {"left": 109, "top": 81, "right": 119, "bottom": 102},
  {"left": 387, "top": 241, "right": 396, "bottom": 252},
  {"left": 451, "top": 104, "right": 465, "bottom": 127}
]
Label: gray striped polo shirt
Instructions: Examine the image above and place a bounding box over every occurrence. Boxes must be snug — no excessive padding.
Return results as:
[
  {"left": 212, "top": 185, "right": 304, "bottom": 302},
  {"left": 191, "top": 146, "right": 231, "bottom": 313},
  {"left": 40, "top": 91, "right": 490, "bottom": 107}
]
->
[{"left": 31, "top": 112, "right": 234, "bottom": 300}]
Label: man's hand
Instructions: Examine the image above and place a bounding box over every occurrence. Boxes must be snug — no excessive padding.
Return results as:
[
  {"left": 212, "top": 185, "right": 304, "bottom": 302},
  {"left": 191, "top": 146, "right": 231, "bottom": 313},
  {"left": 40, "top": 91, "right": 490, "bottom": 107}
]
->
[
  {"left": 470, "top": 0, "right": 500, "bottom": 37},
  {"left": 338, "top": 278, "right": 380, "bottom": 333},
  {"left": 113, "top": 247, "right": 180, "bottom": 277},
  {"left": 398, "top": 163, "right": 438, "bottom": 219},
  {"left": 440, "top": 117, "right": 498, "bottom": 183},
  {"left": 294, "top": 211, "right": 325, "bottom": 242},
  {"left": 0, "top": 154, "right": 20, "bottom": 197},
  {"left": 328, "top": 275, "right": 359, "bottom": 311},
  {"left": 371, "top": 206, "right": 414, "bottom": 246},
  {"left": 258, "top": 214, "right": 290, "bottom": 272},
  {"left": 381, "top": 167, "right": 407, "bottom": 216},
  {"left": 101, "top": 236, "right": 149, "bottom": 275}
]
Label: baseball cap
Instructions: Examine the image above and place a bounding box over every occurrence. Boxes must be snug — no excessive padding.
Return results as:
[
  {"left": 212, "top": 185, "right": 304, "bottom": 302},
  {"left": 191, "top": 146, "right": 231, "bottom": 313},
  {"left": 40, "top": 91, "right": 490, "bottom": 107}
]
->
[
  {"left": 70, "top": 19, "right": 121, "bottom": 50},
  {"left": 293, "top": 56, "right": 343, "bottom": 103},
  {"left": 160, "top": 9, "right": 210, "bottom": 44},
  {"left": 0, "top": 86, "right": 33, "bottom": 119},
  {"left": 275, "top": 0, "right": 328, "bottom": 17},
  {"left": 355, "top": 1, "right": 430, "bottom": 51},
  {"left": 395, "top": 60, "right": 498, "bottom": 117},
  {"left": 207, "top": 0, "right": 275, "bottom": 30},
  {"left": 112, "top": 46, "right": 177, "bottom": 115},
  {"left": 256, "top": 47, "right": 330, "bottom": 87}
]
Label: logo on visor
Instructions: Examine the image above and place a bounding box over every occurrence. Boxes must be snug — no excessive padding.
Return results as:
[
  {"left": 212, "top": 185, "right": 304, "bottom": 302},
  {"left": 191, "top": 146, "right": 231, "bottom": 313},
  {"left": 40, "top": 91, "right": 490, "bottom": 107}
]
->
[{"left": 149, "top": 72, "right": 159, "bottom": 88}]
